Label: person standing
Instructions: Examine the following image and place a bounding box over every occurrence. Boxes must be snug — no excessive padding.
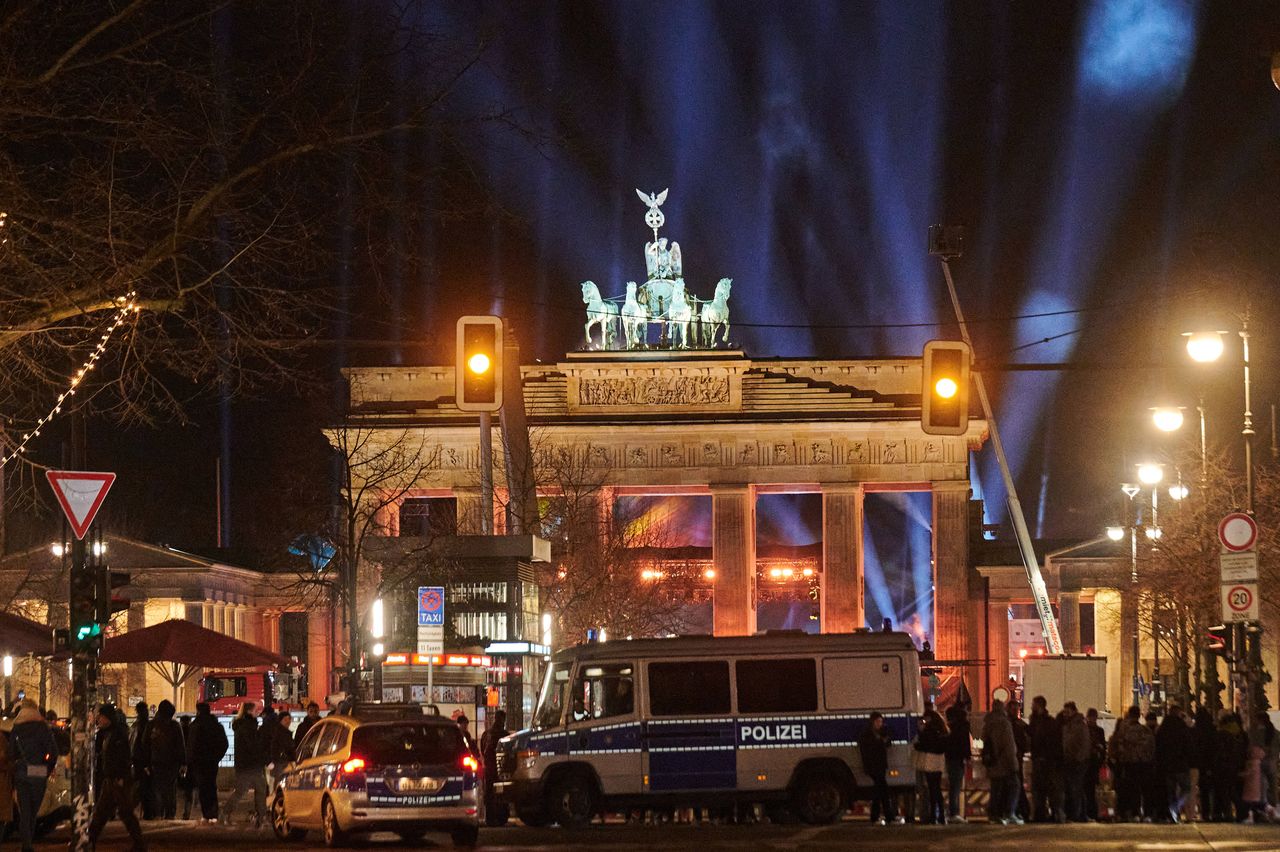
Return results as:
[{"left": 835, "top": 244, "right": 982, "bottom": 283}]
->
[
  {"left": 268, "top": 711, "right": 294, "bottom": 789},
  {"left": 859, "top": 712, "right": 898, "bottom": 824},
  {"left": 944, "top": 704, "right": 971, "bottom": 823},
  {"left": 1191, "top": 707, "right": 1217, "bottom": 822},
  {"left": 293, "top": 702, "right": 321, "bottom": 749},
  {"left": 176, "top": 715, "right": 195, "bottom": 820},
  {"left": 1006, "top": 700, "right": 1031, "bottom": 821},
  {"left": 131, "top": 701, "right": 157, "bottom": 820},
  {"left": 224, "top": 702, "right": 267, "bottom": 827},
  {"left": 10, "top": 699, "right": 57, "bottom": 852},
  {"left": 142, "top": 700, "right": 185, "bottom": 820},
  {"left": 1110, "top": 705, "right": 1152, "bottom": 822},
  {"left": 913, "top": 709, "right": 949, "bottom": 824},
  {"left": 187, "top": 702, "right": 228, "bottom": 823},
  {"left": 1214, "top": 711, "right": 1248, "bottom": 822},
  {"left": 480, "top": 710, "right": 510, "bottom": 827},
  {"left": 1156, "top": 706, "right": 1192, "bottom": 822},
  {"left": 982, "top": 699, "right": 1021, "bottom": 825},
  {"left": 1084, "top": 708, "right": 1107, "bottom": 821},
  {"left": 89, "top": 703, "right": 147, "bottom": 851},
  {"left": 1250, "top": 711, "right": 1277, "bottom": 816},
  {"left": 1058, "top": 702, "right": 1091, "bottom": 822},
  {"left": 1027, "top": 695, "right": 1063, "bottom": 822}
]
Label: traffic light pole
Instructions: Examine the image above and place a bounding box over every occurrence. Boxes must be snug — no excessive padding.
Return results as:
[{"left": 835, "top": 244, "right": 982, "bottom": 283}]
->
[
  {"left": 68, "top": 413, "right": 95, "bottom": 852},
  {"left": 937, "top": 257, "right": 1064, "bottom": 655},
  {"left": 479, "top": 411, "right": 494, "bottom": 535}
]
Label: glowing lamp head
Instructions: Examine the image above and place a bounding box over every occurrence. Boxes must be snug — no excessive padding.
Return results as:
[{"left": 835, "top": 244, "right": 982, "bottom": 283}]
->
[
  {"left": 467, "top": 352, "right": 491, "bottom": 375},
  {"left": 1106, "top": 526, "right": 1126, "bottom": 542},
  {"left": 1151, "top": 407, "right": 1184, "bottom": 433},
  {"left": 1184, "top": 331, "right": 1225, "bottom": 363},
  {"left": 934, "top": 377, "right": 958, "bottom": 399},
  {"left": 1137, "top": 463, "right": 1164, "bottom": 486},
  {"left": 1168, "top": 484, "right": 1189, "bottom": 501}
]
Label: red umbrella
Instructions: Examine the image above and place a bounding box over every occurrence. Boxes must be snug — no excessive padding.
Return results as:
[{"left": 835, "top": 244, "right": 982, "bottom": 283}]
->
[
  {"left": 100, "top": 618, "right": 292, "bottom": 705},
  {"left": 0, "top": 611, "right": 52, "bottom": 658}
]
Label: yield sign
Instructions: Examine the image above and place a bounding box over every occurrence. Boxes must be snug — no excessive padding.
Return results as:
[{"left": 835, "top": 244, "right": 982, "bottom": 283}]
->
[{"left": 46, "top": 471, "right": 115, "bottom": 540}]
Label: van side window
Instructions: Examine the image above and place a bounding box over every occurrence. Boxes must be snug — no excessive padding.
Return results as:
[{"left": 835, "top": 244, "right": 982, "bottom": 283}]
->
[
  {"left": 649, "top": 661, "right": 730, "bottom": 716},
  {"left": 570, "top": 663, "right": 634, "bottom": 722},
  {"left": 736, "top": 658, "right": 817, "bottom": 713}
]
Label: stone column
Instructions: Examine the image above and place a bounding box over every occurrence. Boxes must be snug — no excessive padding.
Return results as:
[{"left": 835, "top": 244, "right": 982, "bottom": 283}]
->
[
  {"left": 821, "top": 485, "right": 864, "bottom": 633},
  {"left": 1058, "top": 591, "right": 1082, "bottom": 654},
  {"left": 711, "top": 484, "right": 756, "bottom": 637},
  {"left": 308, "top": 607, "right": 332, "bottom": 699},
  {"left": 233, "top": 605, "right": 246, "bottom": 642},
  {"left": 931, "top": 483, "right": 973, "bottom": 664},
  {"left": 454, "top": 486, "right": 484, "bottom": 535},
  {"left": 987, "top": 600, "right": 1011, "bottom": 705}
]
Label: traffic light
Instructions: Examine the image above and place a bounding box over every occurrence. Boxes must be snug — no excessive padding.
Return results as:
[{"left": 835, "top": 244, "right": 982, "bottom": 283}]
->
[
  {"left": 1206, "top": 624, "right": 1235, "bottom": 663},
  {"left": 455, "top": 316, "right": 504, "bottom": 412},
  {"left": 94, "top": 570, "right": 130, "bottom": 623},
  {"left": 921, "top": 340, "right": 971, "bottom": 436},
  {"left": 69, "top": 560, "right": 98, "bottom": 653}
]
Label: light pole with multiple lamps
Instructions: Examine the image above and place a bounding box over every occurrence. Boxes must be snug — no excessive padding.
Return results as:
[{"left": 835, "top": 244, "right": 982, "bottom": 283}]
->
[{"left": 1184, "top": 315, "right": 1255, "bottom": 513}]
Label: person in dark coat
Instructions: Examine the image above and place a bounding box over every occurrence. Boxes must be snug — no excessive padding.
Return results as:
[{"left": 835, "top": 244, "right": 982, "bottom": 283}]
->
[
  {"left": 1084, "top": 708, "right": 1108, "bottom": 821},
  {"left": 1156, "top": 706, "right": 1192, "bottom": 822},
  {"left": 141, "top": 700, "right": 185, "bottom": 819},
  {"left": 89, "top": 703, "right": 147, "bottom": 850},
  {"left": 1059, "top": 702, "right": 1092, "bottom": 822},
  {"left": 268, "top": 711, "right": 294, "bottom": 789},
  {"left": 131, "top": 700, "right": 157, "bottom": 820},
  {"left": 914, "top": 709, "right": 949, "bottom": 824},
  {"left": 1027, "top": 695, "right": 1064, "bottom": 822},
  {"left": 187, "top": 702, "right": 228, "bottom": 823},
  {"left": 224, "top": 702, "right": 267, "bottom": 826},
  {"left": 1007, "top": 700, "right": 1031, "bottom": 820},
  {"left": 480, "top": 710, "right": 510, "bottom": 827},
  {"left": 1213, "top": 712, "right": 1248, "bottom": 821},
  {"left": 176, "top": 716, "right": 195, "bottom": 820},
  {"left": 1110, "top": 705, "right": 1154, "bottom": 821},
  {"left": 859, "top": 711, "right": 898, "bottom": 824},
  {"left": 1192, "top": 706, "right": 1218, "bottom": 823},
  {"left": 44, "top": 709, "right": 69, "bottom": 756},
  {"left": 983, "top": 700, "right": 1021, "bottom": 824},
  {"left": 944, "top": 704, "right": 971, "bottom": 823},
  {"left": 10, "top": 699, "right": 58, "bottom": 852},
  {"left": 1143, "top": 711, "right": 1165, "bottom": 820},
  {"left": 293, "top": 702, "right": 321, "bottom": 748}
]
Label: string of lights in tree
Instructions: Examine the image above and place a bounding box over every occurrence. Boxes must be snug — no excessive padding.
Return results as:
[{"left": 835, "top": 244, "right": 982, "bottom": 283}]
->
[{"left": 0, "top": 291, "right": 141, "bottom": 467}]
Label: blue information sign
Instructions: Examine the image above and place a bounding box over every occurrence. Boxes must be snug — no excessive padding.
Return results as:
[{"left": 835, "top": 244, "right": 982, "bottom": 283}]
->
[{"left": 418, "top": 586, "right": 445, "bottom": 626}]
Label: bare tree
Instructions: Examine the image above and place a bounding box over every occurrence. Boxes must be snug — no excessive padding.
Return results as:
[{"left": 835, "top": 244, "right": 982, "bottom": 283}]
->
[{"left": 0, "top": 1, "right": 501, "bottom": 432}]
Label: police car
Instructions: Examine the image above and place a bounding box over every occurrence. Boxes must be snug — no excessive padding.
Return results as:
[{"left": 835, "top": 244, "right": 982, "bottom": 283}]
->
[
  {"left": 496, "top": 631, "right": 923, "bottom": 826},
  {"left": 270, "top": 704, "right": 481, "bottom": 847}
]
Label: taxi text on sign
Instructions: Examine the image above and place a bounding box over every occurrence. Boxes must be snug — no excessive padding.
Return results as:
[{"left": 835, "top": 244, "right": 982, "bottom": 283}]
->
[{"left": 417, "top": 586, "right": 444, "bottom": 656}]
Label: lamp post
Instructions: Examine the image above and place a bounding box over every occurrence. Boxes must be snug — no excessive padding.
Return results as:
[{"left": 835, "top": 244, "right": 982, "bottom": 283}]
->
[
  {"left": 370, "top": 598, "right": 384, "bottom": 701},
  {"left": 2, "top": 655, "right": 11, "bottom": 710},
  {"left": 1185, "top": 315, "right": 1255, "bottom": 513}
]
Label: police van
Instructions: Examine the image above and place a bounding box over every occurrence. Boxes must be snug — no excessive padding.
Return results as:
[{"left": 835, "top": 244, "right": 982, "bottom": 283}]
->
[{"left": 495, "top": 631, "right": 923, "bottom": 826}]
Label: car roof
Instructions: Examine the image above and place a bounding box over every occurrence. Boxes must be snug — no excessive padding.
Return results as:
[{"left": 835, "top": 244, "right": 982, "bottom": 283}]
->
[
  {"left": 320, "top": 713, "right": 459, "bottom": 730},
  {"left": 552, "top": 630, "right": 920, "bottom": 663}
]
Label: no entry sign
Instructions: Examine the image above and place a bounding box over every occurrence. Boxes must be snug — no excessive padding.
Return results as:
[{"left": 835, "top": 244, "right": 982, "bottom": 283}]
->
[{"left": 1219, "top": 512, "right": 1258, "bottom": 553}]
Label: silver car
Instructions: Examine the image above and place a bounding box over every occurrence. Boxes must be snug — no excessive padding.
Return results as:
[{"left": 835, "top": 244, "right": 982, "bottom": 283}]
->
[{"left": 271, "top": 708, "right": 481, "bottom": 848}]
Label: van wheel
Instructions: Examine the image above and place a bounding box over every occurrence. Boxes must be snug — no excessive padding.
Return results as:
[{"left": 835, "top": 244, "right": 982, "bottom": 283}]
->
[
  {"left": 516, "top": 805, "right": 550, "bottom": 827},
  {"left": 321, "top": 798, "right": 349, "bottom": 847},
  {"left": 792, "top": 773, "right": 845, "bottom": 825},
  {"left": 547, "top": 772, "right": 596, "bottom": 827},
  {"left": 450, "top": 825, "right": 479, "bottom": 848}
]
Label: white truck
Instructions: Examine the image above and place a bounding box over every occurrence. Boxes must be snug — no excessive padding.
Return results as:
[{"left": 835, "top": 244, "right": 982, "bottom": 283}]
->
[{"left": 1021, "top": 656, "right": 1108, "bottom": 715}]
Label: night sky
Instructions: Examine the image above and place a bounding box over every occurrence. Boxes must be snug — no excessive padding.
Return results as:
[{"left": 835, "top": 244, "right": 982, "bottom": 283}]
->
[{"left": 74, "top": 2, "right": 1280, "bottom": 584}]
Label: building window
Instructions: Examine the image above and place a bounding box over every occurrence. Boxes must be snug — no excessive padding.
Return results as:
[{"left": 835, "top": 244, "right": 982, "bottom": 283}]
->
[{"left": 399, "top": 497, "right": 457, "bottom": 537}]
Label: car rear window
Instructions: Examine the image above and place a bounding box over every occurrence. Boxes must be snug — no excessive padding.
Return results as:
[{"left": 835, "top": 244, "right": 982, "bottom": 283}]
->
[{"left": 351, "top": 723, "right": 466, "bottom": 766}]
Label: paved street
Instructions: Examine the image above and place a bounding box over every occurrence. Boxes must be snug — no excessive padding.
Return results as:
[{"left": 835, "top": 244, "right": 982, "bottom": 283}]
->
[{"left": 51, "top": 819, "right": 1280, "bottom": 851}]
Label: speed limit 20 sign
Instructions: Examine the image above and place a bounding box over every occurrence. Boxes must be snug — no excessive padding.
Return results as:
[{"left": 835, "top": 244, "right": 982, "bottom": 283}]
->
[{"left": 1222, "top": 582, "right": 1259, "bottom": 623}]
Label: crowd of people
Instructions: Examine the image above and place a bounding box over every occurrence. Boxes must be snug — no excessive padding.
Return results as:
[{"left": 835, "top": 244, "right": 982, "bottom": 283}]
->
[{"left": 932, "top": 696, "right": 1280, "bottom": 825}]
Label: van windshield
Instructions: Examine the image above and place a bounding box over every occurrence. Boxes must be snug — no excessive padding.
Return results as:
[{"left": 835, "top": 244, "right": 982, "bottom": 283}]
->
[{"left": 533, "top": 663, "right": 569, "bottom": 729}]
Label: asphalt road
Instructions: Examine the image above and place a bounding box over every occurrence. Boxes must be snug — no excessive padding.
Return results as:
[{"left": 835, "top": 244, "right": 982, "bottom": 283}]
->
[{"left": 55, "top": 818, "right": 1280, "bottom": 851}]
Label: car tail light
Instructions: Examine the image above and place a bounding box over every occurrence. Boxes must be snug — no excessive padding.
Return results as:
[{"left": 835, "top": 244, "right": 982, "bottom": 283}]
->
[
  {"left": 460, "top": 754, "right": 479, "bottom": 773},
  {"left": 341, "top": 756, "right": 366, "bottom": 775}
]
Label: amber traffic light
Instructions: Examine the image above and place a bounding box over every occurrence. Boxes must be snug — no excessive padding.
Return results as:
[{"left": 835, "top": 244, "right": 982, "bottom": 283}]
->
[
  {"left": 921, "top": 340, "right": 971, "bottom": 436},
  {"left": 455, "top": 316, "right": 503, "bottom": 412}
]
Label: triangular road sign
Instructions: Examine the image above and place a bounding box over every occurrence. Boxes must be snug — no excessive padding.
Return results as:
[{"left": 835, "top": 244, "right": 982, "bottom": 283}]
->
[{"left": 46, "top": 471, "right": 116, "bottom": 540}]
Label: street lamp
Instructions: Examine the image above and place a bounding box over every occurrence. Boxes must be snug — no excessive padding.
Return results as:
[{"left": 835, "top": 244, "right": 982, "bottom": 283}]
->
[
  {"left": 1106, "top": 526, "right": 1126, "bottom": 541},
  {"left": 3, "top": 655, "right": 12, "bottom": 709},
  {"left": 1137, "top": 463, "right": 1164, "bottom": 486},
  {"left": 1184, "top": 330, "right": 1226, "bottom": 363},
  {"left": 1152, "top": 407, "right": 1185, "bottom": 433},
  {"left": 1168, "top": 483, "right": 1189, "bottom": 501}
]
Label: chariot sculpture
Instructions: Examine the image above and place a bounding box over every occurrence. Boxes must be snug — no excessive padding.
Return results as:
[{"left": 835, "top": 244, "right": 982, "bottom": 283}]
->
[{"left": 580, "top": 188, "right": 732, "bottom": 351}]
